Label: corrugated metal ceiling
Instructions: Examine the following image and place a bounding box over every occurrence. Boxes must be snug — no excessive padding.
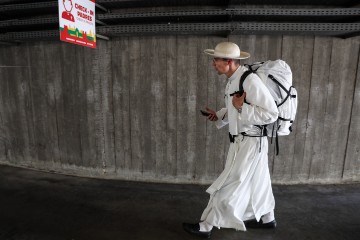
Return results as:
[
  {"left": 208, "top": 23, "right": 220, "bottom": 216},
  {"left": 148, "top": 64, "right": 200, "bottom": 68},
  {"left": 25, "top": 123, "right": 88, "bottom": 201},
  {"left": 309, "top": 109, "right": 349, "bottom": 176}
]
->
[{"left": 0, "top": 0, "right": 359, "bottom": 44}]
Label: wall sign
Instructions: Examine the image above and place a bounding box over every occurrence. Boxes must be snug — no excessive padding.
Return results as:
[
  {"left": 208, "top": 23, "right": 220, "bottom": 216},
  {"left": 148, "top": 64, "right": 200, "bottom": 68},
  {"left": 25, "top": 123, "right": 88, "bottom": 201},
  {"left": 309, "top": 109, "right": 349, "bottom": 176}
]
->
[{"left": 59, "top": 0, "right": 96, "bottom": 48}]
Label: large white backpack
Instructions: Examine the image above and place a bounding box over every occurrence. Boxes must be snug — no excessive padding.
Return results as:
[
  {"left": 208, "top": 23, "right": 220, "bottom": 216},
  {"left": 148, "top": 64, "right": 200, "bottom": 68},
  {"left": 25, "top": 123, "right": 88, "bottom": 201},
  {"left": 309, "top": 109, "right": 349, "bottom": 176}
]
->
[{"left": 239, "top": 60, "right": 298, "bottom": 153}]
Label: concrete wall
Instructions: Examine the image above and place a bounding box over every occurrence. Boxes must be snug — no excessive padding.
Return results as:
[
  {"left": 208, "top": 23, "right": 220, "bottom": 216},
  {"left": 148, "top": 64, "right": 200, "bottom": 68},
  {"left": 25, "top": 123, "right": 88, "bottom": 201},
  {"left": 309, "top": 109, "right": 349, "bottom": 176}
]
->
[{"left": 0, "top": 35, "right": 359, "bottom": 184}]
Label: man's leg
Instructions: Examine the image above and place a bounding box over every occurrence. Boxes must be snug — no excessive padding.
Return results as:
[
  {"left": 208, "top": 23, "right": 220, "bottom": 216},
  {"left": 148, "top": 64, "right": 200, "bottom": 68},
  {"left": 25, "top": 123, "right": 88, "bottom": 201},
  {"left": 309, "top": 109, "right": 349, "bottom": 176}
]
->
[
  {"left": 244, "top": 210, "right": 277, "bottom": 229},
  {"left": 261, "top": 210, "right": 275, "bottom": 224},
  {"left": 199, "top": 221, "right": 213, "bottom": 232}
]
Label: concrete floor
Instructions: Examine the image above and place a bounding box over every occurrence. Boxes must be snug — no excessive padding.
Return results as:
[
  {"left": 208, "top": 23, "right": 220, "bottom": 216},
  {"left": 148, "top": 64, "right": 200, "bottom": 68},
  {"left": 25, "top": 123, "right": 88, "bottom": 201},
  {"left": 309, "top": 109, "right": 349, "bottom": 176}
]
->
[{"left": 0, "top": 165, "right": 359, "bottom": 240}]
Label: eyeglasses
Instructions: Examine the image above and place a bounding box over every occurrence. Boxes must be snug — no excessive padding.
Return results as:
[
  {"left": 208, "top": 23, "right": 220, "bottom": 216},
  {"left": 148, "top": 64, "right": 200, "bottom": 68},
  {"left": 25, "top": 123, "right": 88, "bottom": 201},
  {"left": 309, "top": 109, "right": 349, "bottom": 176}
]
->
[{"left": 213, "top": 58, "right": 229, "bottom": 63}]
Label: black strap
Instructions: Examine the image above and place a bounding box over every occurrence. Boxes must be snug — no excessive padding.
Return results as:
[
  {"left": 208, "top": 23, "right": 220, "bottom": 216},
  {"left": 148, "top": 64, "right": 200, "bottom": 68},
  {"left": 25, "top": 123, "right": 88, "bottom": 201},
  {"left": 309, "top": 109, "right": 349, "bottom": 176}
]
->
[
  {"left": 270, "top": 123, "right": 275, "bottom": 144},
  {"left": 229, "top": 69, "right": 252, "bottom": 97},
  {"left": 278, "top": 116, "right": 292, "bottom": 121},
  {"left": 239, "top": 70, "right": 253, "bottom": 96},
  {"left": 240, "top": 125, "right": 268, "bottom": 137},
  {"left": 268, "top": 75, "right": 296, "bottom": 107},
  {"left": 246, "top": 62, "right": 264, "bottom": 72},
  {"left": 268, "top": 74, "right": 288, "bottom": 93},
  {"left": 240, "top": 125, "right": 268, "bottom": 152},
  {"left": 275, "top": 126, "right": 280, "bottom": 156},
  {"left": 228, "top": 133, "right": 237, "bottom": 143},
  {"left": 268, "top": 120, "right": 280, "bottom": 155}
]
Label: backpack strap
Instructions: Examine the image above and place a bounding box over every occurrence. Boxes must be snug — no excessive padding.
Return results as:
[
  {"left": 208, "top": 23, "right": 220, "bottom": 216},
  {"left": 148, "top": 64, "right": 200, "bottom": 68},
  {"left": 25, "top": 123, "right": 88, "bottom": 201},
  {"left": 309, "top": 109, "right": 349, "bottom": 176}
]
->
[
  {"left": 269, "top": 120, "right": 281, "bottom": 156},
  {"left": 239, "top": 69, "right": 252, "bottom": 96},
  {"left": 240, "top": 125, "right": 268, "bottom": 153},
  {"left": 268, "top": 74, "right": 297, "bottom": 107},
  {"left": 229, "top": 69, "right": 252, "bottom": 99}
]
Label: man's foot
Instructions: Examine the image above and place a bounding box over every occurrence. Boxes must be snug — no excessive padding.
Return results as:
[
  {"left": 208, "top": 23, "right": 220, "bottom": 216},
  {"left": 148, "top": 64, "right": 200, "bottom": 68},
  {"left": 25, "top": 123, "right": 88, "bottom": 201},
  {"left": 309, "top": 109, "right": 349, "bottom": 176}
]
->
[
  {"left": 182, "top": 223, "right": 212, "bottom": 238},
  {"left": 244, "top": 219, "right": 277, "bottom": 229}
]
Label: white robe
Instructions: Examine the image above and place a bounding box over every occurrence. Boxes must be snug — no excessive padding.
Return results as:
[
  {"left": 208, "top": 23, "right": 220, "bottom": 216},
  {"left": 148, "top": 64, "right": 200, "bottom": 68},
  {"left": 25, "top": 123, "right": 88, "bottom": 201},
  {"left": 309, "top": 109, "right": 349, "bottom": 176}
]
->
[{"left": 200, "top": 66, "right": 278, "bottom": 231}]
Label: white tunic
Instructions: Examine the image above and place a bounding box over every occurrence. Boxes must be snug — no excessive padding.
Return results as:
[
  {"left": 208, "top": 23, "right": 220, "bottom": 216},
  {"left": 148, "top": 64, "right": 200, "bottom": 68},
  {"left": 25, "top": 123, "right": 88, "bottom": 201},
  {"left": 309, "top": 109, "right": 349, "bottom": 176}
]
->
[{"left": 200, "top": 66, "right": 278, "bottom": 231}]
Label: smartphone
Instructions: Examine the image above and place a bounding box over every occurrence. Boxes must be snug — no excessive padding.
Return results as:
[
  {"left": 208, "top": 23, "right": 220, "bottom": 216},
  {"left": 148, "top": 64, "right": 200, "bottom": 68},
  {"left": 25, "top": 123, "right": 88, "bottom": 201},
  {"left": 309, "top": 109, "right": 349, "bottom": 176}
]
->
[{"left": 200, "top": 110, "right": 210, "bottom": 116}]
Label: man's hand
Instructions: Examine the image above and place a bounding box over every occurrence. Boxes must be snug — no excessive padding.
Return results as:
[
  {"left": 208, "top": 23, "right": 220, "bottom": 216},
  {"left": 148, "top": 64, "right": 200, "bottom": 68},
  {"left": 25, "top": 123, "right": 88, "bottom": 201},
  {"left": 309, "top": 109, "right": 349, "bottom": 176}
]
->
[
  {"left": 232, "top": 92, "right": 246, "bottom": 110},
  {"left": 205, "top": 107, "right": 218, "bottom": 121}
]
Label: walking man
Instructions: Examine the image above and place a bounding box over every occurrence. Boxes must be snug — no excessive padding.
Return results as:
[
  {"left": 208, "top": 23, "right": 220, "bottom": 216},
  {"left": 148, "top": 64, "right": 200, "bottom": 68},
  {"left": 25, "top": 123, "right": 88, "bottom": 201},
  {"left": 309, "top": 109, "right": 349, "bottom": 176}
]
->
[{"left": 183, "top": 42, "right": 279, "bottom": 238}]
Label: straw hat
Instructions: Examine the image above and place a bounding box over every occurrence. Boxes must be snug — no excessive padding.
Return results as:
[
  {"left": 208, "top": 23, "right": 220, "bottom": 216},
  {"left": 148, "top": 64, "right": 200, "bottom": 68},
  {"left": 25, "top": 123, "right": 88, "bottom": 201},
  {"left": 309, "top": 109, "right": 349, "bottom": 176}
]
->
[{"left": 204, "top": 42, "right": 250, "bottom": 59}]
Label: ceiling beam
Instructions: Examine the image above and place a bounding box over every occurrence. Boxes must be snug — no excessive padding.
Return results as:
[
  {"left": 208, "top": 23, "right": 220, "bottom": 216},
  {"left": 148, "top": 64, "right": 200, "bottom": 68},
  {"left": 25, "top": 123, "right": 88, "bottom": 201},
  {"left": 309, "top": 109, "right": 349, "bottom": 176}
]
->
[
  {"left": 1, "top": 8, "right": 359, "bottom": 30},
  {"left": 3, "top": 22, "right": 358, "bottom": 42}
]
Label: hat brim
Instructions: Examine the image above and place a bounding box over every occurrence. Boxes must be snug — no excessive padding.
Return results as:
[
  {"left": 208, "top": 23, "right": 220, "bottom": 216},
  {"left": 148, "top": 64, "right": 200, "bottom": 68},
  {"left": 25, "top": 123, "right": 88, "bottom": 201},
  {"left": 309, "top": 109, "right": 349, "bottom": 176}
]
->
[{"left": 204, "top": 49, "right": 250, "bottom": 59}]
